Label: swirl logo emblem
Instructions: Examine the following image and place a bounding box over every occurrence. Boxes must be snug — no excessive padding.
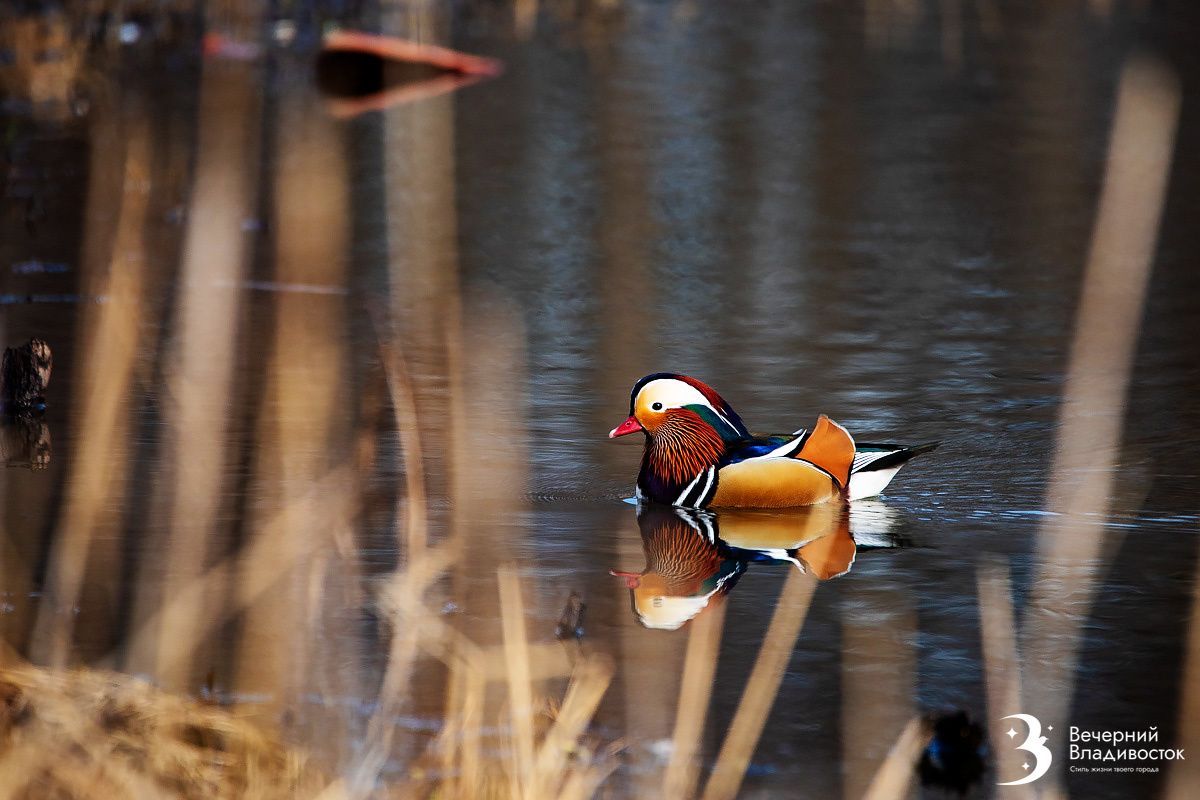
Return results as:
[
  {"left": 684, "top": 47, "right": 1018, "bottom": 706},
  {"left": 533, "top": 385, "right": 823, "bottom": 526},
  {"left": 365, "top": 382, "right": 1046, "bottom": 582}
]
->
[{"left": 998, "top": 714, "right": 1053, "bottom": 785}]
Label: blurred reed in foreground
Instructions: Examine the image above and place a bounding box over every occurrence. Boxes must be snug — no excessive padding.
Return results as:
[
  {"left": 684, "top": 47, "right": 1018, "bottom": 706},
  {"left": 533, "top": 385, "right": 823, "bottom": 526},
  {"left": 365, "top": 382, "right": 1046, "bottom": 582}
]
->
[
  {"left": 0, "top": 8, "right": 627, "bottom": 798},
  {"left": 0, "top": 21, "right": 862, "bottom": 790}
]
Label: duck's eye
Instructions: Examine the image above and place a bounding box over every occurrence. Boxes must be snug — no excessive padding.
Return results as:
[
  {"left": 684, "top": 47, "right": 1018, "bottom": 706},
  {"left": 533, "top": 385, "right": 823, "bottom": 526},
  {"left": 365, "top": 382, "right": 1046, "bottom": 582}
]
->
[{"left": 651, "top": 402, "right": 664, "bottom": 411}]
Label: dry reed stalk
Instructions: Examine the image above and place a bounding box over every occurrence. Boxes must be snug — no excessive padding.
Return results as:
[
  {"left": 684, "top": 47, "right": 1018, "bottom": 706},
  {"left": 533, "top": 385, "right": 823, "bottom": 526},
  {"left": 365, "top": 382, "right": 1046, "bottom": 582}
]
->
[
  {"left": 372, "top": 320, "right": 429, "bottom": 557},
  {"left": 662, "top": 601, "right": 727, "bottom": 800},
  {"left": 1022, "top": 56, "right": 1179, "bottom": 794},
  {"left": 346, "top": 632, "right": 421, "bottom": 798},
  {"left": 145, "top": 55, "right": 262, "bottom": 692},
  {"left": 432, "top": 649, "right": 616, "bottom": 800},
  {"left": 125, "top": 465, "right": 357, "bottom": 682},
  {"left": 30, "top": 106, "right": 151, "bottom": 669},
  {"left": 232, "top": 72, "right": 355, "bottom": 752},
  {"left": 353, "top": 555, "right": 470, "bottom": 781},
  {"left": 438, "top": 658, "right": 469, "bottom": 793},
  {"left": 344, "top": 329, "right": 492, "bottom": 794},
  {"left": 483, "top": 644, "right": 574, "bottom": 683},
  {"left": 444, "top": 295, "right": 531, "bottom": 789},
  {"left": 1165, "top": 558, "right": 1200, "bottom": 800},
  {"left": 344, "top": 315, "right": 437, "bottom": 798},
  {"left": 459, "top": 661, "right": 488, "bottom": 794},
  {"left": 860, "top": 716, "right": 933, "bottom": 800},
  {"left": 556, "top": 757, "right": 620, "bottom": 800},
  {"left": 384, "top": 553, "right": 618, "bottom": 800},
  {"left": 976, "top": 559, "right": 1032, "bottom": 798},
  {"left": 392, "top": 644, "right": 482, "bottom": 787},
  {"left": 531, "top": 654, "right": 615, "bottom": 798},
  {"left": 701, "top": 570, "right": 818, "bottom": 800},
  {"left": 348, "top": 543, "right": 462, "bottom": 797},
  {"left": 499, "top": 566, "right": 538, "bottom": 800},
  {"left": 377, "top": 32, "right": 471, "bottom": 771},
  {"left": 515, "top": 0, "right": 538, "bottom": 38},
  {"left": 840, "top": 588, "right": 917, "bottom": 800}
]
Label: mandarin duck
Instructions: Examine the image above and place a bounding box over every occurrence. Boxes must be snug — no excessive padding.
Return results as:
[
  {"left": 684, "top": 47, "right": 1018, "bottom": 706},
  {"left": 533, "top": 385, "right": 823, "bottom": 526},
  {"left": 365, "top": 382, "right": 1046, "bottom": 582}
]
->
[
  {"left": 611, "top": 503, "right": 858, "bottom": 629},
  {"left": 609, "top": 373, "right": 936, "bottom": 507}
]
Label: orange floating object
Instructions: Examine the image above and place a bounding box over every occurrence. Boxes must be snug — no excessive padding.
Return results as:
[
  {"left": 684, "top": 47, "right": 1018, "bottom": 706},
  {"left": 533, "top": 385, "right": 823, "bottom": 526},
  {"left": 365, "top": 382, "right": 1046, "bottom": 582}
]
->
[
  {"left": 321, "top": 30, "right": 502, "bottom": 77},
  {"left": 316, "top": 30, "right": 503, "bottom": 118}
]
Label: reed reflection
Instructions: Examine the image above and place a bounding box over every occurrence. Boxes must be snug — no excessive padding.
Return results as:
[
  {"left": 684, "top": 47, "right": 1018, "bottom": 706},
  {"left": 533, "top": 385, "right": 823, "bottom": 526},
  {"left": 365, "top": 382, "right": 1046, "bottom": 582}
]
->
[
  {"left": 0, "top": 418, "right": 49, "bottom": 470},
  {"left": 613, "top": 501, "right": 902, "bottom": 630}
]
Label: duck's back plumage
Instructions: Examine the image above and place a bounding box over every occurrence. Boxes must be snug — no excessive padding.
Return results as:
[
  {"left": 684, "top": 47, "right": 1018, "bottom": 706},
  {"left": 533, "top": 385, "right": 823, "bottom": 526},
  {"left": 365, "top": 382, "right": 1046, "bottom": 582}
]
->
[{"left": 708, "top": 415, "right": 855, "bottom": 508}]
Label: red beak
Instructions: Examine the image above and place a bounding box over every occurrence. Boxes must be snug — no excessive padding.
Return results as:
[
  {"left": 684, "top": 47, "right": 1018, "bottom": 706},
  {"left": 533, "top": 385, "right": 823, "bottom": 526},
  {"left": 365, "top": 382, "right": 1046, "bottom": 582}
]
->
[
  {"left": 609, "top": 569, "right": 641, "bottom": 589},
  {"left": 609, "top": 415, "right": 644, "bottom": 438}
]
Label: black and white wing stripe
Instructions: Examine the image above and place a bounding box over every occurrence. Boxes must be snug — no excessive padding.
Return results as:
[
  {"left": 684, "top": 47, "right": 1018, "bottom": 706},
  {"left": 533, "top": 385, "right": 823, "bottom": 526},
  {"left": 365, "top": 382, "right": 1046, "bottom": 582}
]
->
[
  {"left": 851, "top": 442, "right": 939, "bottom": 474},
  {"left": 847, "top": 441, "right": 939, "bottom": 500},
  {"left": 851, "top": 450, "right": 896, "bottom": 473},
  {"left": 674, "top": 465, "right": 718, "bottom": 508},
  {"left": 761, "top": 437, "right": 806, "bottom": 459},
  {"left": 673, "top": 507, "right": 718, "bottom": 543}
]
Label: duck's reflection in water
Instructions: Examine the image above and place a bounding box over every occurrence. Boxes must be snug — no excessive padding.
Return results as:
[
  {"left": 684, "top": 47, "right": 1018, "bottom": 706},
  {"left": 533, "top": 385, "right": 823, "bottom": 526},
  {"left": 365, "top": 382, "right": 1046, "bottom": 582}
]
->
[{"left": 612, "top": 501, "right": 903, "bottom": 630}]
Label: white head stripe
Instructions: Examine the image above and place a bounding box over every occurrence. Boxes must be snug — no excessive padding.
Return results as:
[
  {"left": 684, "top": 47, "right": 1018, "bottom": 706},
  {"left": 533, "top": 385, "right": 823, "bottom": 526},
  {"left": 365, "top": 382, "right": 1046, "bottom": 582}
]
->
[
  {"left": 639, "top": 379, "right": 738, "bottom": 434},
  {"left": 639, "top": 379, "right": 715, "bottom": 410}
]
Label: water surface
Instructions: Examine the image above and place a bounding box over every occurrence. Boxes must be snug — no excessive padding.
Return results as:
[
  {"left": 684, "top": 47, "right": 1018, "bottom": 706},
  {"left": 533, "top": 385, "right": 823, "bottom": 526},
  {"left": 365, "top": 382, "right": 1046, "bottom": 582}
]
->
[{"left": 1, "top": 3, "right": 1198, "bottom": 798}]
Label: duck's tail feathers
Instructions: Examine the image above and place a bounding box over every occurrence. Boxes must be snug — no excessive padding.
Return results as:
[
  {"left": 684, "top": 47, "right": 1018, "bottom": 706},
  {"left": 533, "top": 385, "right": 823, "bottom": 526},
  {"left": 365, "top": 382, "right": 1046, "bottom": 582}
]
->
[
  {"left": 848, "top": 441, "right": 939, "bottom": 500},
  {"left": 795, "top": 415, "right": 856, "bottom": 489}
]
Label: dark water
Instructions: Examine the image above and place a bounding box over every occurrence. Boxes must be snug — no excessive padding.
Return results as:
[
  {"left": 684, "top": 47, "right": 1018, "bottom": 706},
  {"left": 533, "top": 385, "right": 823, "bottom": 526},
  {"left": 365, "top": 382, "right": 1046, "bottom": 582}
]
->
[{"left": 1, "top": 3, "right": 1199, "bottom": 799}]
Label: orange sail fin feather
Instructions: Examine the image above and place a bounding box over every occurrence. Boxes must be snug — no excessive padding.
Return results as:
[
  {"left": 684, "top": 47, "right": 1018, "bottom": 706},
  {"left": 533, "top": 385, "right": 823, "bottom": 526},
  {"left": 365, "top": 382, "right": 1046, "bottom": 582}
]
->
[{"left": 794, "top": 414, "right": 856, "bottom": 489}]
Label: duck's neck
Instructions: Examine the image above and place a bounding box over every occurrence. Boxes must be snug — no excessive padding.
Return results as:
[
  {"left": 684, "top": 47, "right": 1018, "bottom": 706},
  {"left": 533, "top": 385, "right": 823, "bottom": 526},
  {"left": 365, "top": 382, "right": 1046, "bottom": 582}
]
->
[
  {"left": 644, "top": 519, "right": 724, "bottom": 591},
  {"left": 638, "top": 414, "right": 726, "bottom": 502}
]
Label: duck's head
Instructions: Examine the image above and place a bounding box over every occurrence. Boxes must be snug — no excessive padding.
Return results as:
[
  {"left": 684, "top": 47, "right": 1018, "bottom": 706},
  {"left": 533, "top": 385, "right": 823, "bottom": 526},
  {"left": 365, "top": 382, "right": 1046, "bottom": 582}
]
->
[
  {"left": 610, "top": 567, "right": 737, "bottom": 630},
  {"left": 609, "top": 373, "right": 748, "bottom": 441},
  {"left": 609, "top": 505, "right": 745, "bottom": 630}
]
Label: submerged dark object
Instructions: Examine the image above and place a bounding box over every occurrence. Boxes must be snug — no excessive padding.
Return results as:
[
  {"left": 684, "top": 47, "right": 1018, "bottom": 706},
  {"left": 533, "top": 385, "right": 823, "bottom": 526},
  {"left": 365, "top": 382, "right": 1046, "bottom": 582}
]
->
[
  {"left": 918, "top": 710, "right": 986, "bottom": 794},
  {"left": 1, "top": 338, "right": 51, "bottom": 415},
  {"left": 554, "top": 592, "right": 586, "bottom": 641}
]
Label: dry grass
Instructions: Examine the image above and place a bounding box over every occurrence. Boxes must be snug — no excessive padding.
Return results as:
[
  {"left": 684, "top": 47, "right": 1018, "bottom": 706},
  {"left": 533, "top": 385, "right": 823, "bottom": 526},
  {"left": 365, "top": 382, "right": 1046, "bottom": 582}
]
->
[{"left": 0, "top": 666, "right": 323, "bottom": 800}]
